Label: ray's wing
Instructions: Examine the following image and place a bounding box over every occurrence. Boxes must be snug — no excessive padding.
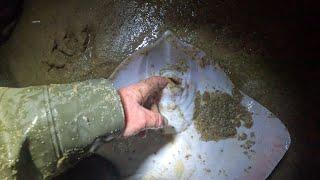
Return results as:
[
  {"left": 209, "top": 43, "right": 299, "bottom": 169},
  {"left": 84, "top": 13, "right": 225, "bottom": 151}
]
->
[{"left": 100, "top": 31, "right": 290, "bottom": 180}]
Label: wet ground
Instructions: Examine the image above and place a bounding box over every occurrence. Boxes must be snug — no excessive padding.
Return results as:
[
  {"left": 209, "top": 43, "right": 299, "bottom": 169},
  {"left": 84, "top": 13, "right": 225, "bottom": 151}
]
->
[{"left": 0, "top": 0, "right": 319, "bottom": 179}]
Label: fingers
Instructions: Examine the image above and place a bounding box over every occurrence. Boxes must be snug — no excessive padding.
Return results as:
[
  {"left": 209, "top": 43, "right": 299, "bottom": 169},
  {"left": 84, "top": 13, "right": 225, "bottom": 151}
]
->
[
  {"left": 134, "top": 76, "right": 168, "bottom": 103},
  {"left": 143, "top": 76, "right": 169, "bottom": 90},
  {"left": 142, "top": 107, "right": 166, "bottom": 129},
  {"left": 120, "top": 76, "right": 169, "bottom": 137},
  {"left": 150, "top": 104, "right": 160, "bottom": 113}
]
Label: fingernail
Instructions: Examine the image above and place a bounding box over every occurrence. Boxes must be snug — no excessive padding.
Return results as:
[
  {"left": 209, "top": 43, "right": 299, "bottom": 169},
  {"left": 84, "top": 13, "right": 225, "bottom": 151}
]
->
[{"left": 162, "top": 116, "right": 169, "bottom": 126}]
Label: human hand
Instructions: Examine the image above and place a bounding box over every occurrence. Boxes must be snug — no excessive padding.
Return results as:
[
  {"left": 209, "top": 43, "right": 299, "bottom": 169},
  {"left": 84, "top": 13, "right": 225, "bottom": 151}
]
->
[{"left": 118, "top": 76, "right": 169, "bottom": 137}]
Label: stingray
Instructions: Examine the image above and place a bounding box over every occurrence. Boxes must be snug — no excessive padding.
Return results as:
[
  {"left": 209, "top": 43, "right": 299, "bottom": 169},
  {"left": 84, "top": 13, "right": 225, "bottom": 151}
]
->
[{"left": 97, "top": 31, "right": 290, "bottom": 180}]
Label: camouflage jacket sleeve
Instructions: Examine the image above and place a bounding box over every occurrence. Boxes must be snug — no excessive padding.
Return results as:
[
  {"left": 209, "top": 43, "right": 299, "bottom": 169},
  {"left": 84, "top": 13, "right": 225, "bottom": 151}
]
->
[{"left": 0, "top": 79, "right": 125, "bottom": 179}]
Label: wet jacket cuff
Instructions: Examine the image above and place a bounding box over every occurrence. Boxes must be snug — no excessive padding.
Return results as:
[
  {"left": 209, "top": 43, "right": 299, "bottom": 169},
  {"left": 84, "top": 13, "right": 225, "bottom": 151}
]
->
[{"left": 46, "top": 79, "right": 125, "bottom": 173}]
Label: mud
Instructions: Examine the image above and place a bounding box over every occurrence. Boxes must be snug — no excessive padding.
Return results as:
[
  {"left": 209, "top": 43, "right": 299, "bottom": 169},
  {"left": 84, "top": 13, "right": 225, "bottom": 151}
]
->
[
  {"left": 160, "top": 58, "right": 189, "bottom": 74},
  {"left": 241, "top": 140, "right": 256, "bottom": 150},
  {"left": 237, "top": 132, "right": 248, "bottom": 141},
  {"left": 193, "top": 90, "right": 252, "bottom": 141}
]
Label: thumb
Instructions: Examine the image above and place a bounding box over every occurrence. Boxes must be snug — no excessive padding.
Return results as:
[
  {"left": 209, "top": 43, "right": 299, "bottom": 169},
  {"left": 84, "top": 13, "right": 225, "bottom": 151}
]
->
[{"left": 142, "top": 107, "right": 166, "bottom": 129}]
